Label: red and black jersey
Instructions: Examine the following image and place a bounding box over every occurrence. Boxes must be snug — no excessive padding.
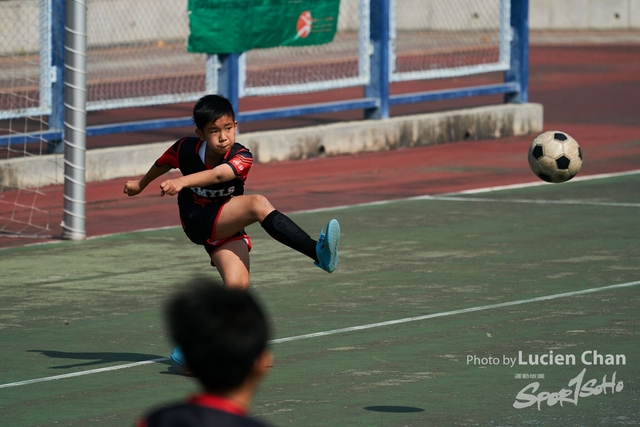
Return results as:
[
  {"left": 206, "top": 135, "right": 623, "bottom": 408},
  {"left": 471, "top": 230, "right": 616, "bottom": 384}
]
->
[
  {"left": 136, "top": 394, "right": 271, "bottom": 427},
  {"left": 155, "top": 137, "right": 253, "bottom": 227}
]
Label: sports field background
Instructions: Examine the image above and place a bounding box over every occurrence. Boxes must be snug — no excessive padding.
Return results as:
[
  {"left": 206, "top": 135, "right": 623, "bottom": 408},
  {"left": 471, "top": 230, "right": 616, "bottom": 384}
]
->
[
  {"left": 1, "top": 172, "right": 639, "bottom": 426},
  {"left": 1, "top": 34, "right": 640, "bottom": 427}
]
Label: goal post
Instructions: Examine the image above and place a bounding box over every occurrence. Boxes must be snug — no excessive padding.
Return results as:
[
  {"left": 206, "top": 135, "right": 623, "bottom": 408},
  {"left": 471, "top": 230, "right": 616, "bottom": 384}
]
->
[{"left": 60, "top": 0, "right": 87, "bottom": 240}]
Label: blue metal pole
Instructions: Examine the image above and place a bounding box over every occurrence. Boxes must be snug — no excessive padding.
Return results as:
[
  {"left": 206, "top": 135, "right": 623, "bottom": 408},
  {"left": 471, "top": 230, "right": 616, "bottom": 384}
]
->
[
  {"left": 48, "top": 0, "right": 65, "bottom": 153},
  {"left": 505, "top": 0, "right": 529, "bottom": 103},
  {"left": 364, "top": 0, "right": 390, "bottom": 119},
  {"left": 218, "top": 53, "right": 240, "bottom": 115}
]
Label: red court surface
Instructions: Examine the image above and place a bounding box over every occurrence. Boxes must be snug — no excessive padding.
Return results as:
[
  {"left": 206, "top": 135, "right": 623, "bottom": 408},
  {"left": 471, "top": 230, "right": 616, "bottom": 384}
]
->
[{"left": 1, "top": 38, "right": 639, "bottom": 249}]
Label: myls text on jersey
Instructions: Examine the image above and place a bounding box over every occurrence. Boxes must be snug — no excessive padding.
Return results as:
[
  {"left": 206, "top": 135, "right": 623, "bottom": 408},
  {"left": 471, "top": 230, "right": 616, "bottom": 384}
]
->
[{"left": 192, "top": 186, "right": 235, "bottom": 198}]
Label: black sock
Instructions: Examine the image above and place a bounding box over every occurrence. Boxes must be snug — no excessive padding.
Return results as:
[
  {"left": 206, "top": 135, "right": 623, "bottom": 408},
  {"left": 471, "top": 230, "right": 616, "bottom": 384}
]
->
[{"left": 261, "top": 210, "right": 318, "bottom": 262}]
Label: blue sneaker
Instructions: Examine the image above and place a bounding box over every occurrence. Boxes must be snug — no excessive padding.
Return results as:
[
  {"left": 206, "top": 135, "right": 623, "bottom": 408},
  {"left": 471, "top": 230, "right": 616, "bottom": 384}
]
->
[
  {"left": 314, "top": 219, "right": 340, "bottom": 273},
  {"left": 170, "top": 346, "right": 187, "bottom": 366}
]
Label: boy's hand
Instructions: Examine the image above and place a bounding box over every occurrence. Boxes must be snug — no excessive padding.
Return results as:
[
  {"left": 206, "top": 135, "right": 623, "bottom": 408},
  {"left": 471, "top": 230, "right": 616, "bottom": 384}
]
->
[
  {"left": 123, "top": 180, "right": 142, "bottom": 197},
  {"left": 160, "top": 178, "right": 183, "bottom": 196}
]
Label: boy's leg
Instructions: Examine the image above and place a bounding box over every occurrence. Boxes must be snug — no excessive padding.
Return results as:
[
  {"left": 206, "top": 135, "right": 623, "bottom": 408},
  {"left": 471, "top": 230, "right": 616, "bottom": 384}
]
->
[
  {"left": 216, "top": 195, "right": 316, "bottom": 259},
  {"left": 262, "top": 210, "right": 340, "bottom": 273},
  {"left": 210, "top": 239, "right": 250, "bottom": 290},
  {"left": 216, "top": 194, "right": 340, "bottom": 272},
  {"left": 261, "top": 210, "right": 317, "bottom": 261},
  {"left": 171, "top": 238, "right": 250, "bottom": 368},
  {"left": 214, "top": 195, "right": 274, "bottom": 239}
]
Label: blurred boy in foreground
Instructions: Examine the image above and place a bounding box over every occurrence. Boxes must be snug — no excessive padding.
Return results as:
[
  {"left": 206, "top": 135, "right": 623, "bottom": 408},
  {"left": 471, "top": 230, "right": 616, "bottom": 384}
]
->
[{"left": 136, "top": 282, "right": 274, "bottom": 427}]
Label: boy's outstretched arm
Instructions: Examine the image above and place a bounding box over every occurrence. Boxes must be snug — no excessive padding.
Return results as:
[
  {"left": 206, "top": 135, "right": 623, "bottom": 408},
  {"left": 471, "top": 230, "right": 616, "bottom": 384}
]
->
[
  {"left": 123, "top": 163, "right": 173, "bottom": 197},
  {"left": 158, "top": 164, "right": 236, "bottom": 196}
]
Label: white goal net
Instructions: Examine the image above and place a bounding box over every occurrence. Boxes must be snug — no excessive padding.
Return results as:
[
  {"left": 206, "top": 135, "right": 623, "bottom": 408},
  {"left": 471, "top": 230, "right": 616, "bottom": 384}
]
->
[{"left": 0, "top": 0, "right": 59, "bottom": 237}]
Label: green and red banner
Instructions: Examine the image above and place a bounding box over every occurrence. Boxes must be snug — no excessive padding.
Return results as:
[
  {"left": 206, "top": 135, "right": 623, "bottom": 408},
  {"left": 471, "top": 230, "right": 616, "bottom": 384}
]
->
[{"left": 187, "top": 0, "right": 341, "bottom": 54}]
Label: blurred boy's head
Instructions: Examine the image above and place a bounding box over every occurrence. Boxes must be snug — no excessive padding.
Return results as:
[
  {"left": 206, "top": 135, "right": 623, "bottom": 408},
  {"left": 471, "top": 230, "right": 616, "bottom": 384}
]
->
[{"left": 166, "top": 280, "right": 271, "bottom": 393}]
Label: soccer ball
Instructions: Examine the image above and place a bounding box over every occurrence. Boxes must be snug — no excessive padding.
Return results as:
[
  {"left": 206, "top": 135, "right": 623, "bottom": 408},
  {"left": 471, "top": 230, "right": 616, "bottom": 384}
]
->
[{"left": 527, "top": 131, "right": 582, "bottom": 183}]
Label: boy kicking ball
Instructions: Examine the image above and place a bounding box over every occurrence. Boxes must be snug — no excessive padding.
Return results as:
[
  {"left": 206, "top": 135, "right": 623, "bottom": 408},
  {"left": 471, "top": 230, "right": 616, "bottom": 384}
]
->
[{"left": 123, "top": 94, "right": 340, "bottom": 366}]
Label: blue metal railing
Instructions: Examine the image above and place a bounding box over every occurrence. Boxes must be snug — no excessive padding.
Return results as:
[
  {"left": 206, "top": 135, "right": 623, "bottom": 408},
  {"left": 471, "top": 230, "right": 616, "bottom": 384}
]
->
[{"left": 0, "top": 0, "right": 528, "bottom": 149}]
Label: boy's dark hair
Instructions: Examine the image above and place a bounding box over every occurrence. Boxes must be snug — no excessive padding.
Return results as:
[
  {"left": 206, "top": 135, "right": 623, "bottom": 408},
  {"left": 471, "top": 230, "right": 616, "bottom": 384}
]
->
[
  {"left": 192, "top": 94, "right": 236, "bottom": 130},
  {"left": 166, "top": 279, "right": 270, "bottom": 392}
]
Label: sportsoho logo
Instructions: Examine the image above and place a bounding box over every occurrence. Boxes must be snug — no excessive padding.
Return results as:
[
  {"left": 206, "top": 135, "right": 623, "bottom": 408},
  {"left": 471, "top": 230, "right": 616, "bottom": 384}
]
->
[{"left": 467, "top": 350, "right": 627, "bottom": 411}]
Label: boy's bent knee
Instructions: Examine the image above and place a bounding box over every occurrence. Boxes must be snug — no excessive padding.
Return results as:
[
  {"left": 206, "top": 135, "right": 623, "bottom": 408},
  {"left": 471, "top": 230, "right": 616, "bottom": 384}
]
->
[
  {"left": 250, "top": 195, "right": 275, "bottom": 221},
  {"left": 249, "top": 194, "right": 269, "bottom": 206}
]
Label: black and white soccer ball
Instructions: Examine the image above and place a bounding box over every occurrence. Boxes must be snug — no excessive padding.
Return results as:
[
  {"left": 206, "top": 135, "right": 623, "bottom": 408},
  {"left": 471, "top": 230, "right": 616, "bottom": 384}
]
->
[{"left": 527, "top": 131, "right": 583, "bottom": 183}]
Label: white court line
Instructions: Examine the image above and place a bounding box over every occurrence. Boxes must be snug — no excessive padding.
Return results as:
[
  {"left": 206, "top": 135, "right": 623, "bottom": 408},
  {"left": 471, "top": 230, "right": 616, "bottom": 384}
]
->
[
  {"left": 272, "top": 280, "right": 640, "bottom": 343},
  {"left": 0, "top": 358, "right": 169, "bottom": 389},
  {"left": 3, "top": 169, "right": 638, "bottom": 248},
  {"left": 449, "top": 169, "right": 640, "bottom": 196},
  {"left": 293, "top": 168, "right": 640, "bottom": 214},
  {"left": 2, "top": 280, "right": 639, "bottom": 389},
  {"left": 416, "top": 196, "right": 640, "bottom": 208}
]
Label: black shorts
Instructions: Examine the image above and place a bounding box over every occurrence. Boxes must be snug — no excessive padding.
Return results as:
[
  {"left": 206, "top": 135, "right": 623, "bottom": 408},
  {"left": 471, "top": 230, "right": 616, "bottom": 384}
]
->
[{"left": 182, "top": 201, "right": 252, "bottom": 258}]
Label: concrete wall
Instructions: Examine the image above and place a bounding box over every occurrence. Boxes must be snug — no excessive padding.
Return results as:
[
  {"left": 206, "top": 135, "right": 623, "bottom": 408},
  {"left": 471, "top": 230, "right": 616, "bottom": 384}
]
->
[
  {"left": 530, "top": 0, "right": 640, "bottom": 29},
  {"left": 341, "top": 0, "right": 640, "bottom": 31}
]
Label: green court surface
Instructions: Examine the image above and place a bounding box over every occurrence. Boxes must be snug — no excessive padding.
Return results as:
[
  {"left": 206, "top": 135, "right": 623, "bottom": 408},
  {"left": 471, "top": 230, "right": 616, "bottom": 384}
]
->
[{"left": 1, "top": 173, "right": 639, "bottom": 426}]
